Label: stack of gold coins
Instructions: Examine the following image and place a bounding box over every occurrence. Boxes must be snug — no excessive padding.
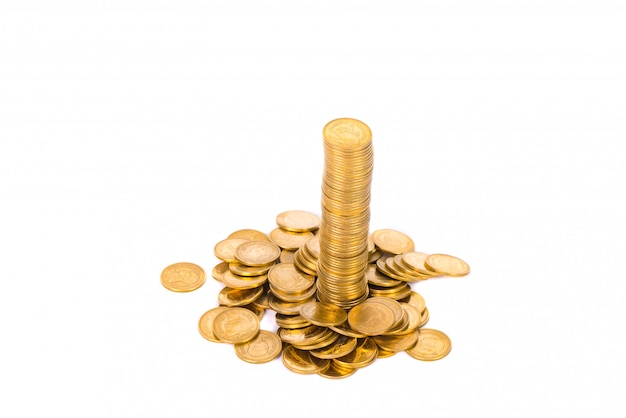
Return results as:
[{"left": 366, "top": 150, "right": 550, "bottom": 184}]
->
[{"left": 316, "top": 118, "right": 373, "bottom": 309}]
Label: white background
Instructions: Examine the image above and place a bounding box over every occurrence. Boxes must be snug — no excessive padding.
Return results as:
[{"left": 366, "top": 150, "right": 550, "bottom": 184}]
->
[{"left": 1, "top": 1, "right": 625, "bottom": 417}]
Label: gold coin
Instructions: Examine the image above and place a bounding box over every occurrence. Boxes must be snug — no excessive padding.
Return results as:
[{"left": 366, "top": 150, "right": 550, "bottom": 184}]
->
[
  {"left": 234, "top": 330, "right": 282, "bottom": 364},
  {"left": 371, "top": 229, "right": 415, "bottom": 255},
  {"left": 229, "top": 262, "right": 272, "bottom": 277},
  {"left": 333, "top": 337, "right": 378, "bottom": 369},
  {"left": 365, "top": 264, "right": 403, "bottom": 287},
  {"left": 323, "top": 118, "right": 372, "bottom": 149},
  {"left": 405, "top": 328, "right": 451, "bottom": 361},
  {"left": 268, "top": 263, "right": 315, "bottom": 294},
  {"left": 424, "top": 254, "right": 470, "bottom": 277},
  {"left": 269, "top": 282, "right": 317, "bottom": 303},
  {"left": 228, "top": 229, "right": 269, "bottom": 242},
  {"left": 402, "top": 252, "right": 438, "bottom": 276},
  {"left": 211, "top": 262, "right": 229, "bottom": 282},
  {"left": 268, "top": 292, "right": 316, "bottom": 315},
  {"left": 309, "top": 335, "right": 357, "bottom": 359},
  {"left": 217, "top": 286, "right": 264, "bottom": 307},
  {"left": 392, "top": 303, "right": 421, "bottom": 335},
  {"left": 276, "top": 210, "right": 321, "bottom": 232},
  {"left": 293, "top": 330, "right": 339, "bottom": 351},
  {"left": 368, "top": 283, "right": 412, "bottom": 300},
  {"left": 318, "top": 361, "right": 357, "bottom": 379},
  {"left": 278, "top": 325, "right": 329, "bottom": 346},
  {"left": 373, "top": 330, "right": 419, "bottom": 352},
  {"left": 376, "top": 347, "right": 398, "bottom": 359},
  {"left": 275, "top": 313, "right": 311, "bottom": 329},
  {"left": 329, "top": 322, "right": 367, "bottom": 338},
  {"left": 221, "top": 270, "right": 267, "bottom": 290},
  {"left": 251, "top": 285, "right": 271, "bottom": 310},
  {"left": 347, "top": 301, "right": 395, "bottom": 336},
  {"left": 234, "top": 240, "right": 281, "bottom": 267},
  {"left": 402, "top": 291, "right": 427, "bottom": 313},
  {"left": 160, "top": 262, "right": 206, "bottom": 292},
  {"left": 282, "top": 345, "right": 330, "bottom": 374},
  {"left": 241, "top": 303, "right": 265, "bottom": 321},
  {"left": 198, "top": 306, "right": 229, "bottom": 343},
  {"left": 363, "top": 297, "right": 405, "bottom": 328},
  {"left": 279, "top": 250, "right": 296, "bottom": 264},
  {"left": 299, "top": 301, "right": 348, "bottom": 327},
  {"left": 214, "top": 238, "right": 249, "bottom": 263},
  {"left": 212, "top": 307, "right": 260, "bottom": 344},
  {"left": 269, "top": 228, "right": 314, "bottom": 250},
  {"left": 419, "top": 307, "right": 430, "bottom": 328}
]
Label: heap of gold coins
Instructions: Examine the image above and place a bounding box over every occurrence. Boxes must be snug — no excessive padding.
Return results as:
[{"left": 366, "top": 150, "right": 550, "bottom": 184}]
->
[{"left": 160, "top": 118, "right": 470, "bottom": 379}]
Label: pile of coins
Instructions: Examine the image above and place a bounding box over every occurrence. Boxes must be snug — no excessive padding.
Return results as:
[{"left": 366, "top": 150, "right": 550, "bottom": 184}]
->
[{"left": 160, "top": 118, "right": 470, "bottom": 378}]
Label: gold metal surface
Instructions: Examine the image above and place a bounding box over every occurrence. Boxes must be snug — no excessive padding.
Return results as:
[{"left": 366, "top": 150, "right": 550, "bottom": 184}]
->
[
  {"left": 160, "top": 262, "right": 206, "bottom": 292},
  {"left": 234, "top": 240, "right": 281, "bottom": 267},
  {"left": 424, "top": 253, "right": 470, "bottom": 277},
  {"left": 371, "top": 229, "right": 415, "bottom": 255},
  {"left": 276, "top": 210, "right": 321, "bottom": 232},
  {"left": 405, "top": 328, "right": 451, "bottom": 361},
  {"left": 234, "top": 330, "right": 282, "bottom": 364},
  {"left": 212, "top": 307, "right": 260, "bottom": 344}
]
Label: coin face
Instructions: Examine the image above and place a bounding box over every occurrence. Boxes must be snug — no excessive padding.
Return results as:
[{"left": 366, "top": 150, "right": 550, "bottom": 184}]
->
[
  {"left": 198, "top": 306, "right": 229, "bottom": 343},
  {"left": 347, "top": 302, "right": 395, "bottom": 336},
  {"left": 160, "top": 262, "right": 206, "bottom": 292},
  {"left": 371, "top": 229, "right": 415, "bottom": 255},
  {"left": 372, "top": 330, "right": 419, "bottom": 352},
  {"left": 234, "top": 330, "right": 282, "bottom": 364},
  {"left": 425, "top": 254, "right": 470, "bottom": 277},
  {"left": 276, "top": 210, "right": 321, "bottom": 232},
  {"left": 269, "top": 228, "right": 314, "bottom": 250},
  {"left": 228, "top": 229, "right": 269, "bottom": 242},
  {"left": 323, "top": 118, "right": 372, "bottom": 149},
  {"left": 405, "top": 328, "right": 451, "bottom": 361},
  {"left": 402, "top": 252, "right": 437, "bottom": 276},
  {"left": 268, "top": 263, "right": 315, "bottom": 294},
  {"left": 221, "top": 270, "right": 267, "bottom": 290},
  {"left": 212, "top": 307, "right": 260, "bottom": 344},
  {"left": 235, "top": 240, "right": 281, "bottom": 267},
  {"left": 217, "top": 286, "right": 264, "bottom": 307},
  {"left": 214, "top": 238, "right": 249, "bottom": 263},
  {"left": 299, "top": 301, "right": 347, "bottom": 327}
]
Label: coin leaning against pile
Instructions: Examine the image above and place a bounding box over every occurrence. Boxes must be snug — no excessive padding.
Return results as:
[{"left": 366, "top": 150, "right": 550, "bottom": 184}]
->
[{"left": 162, "top": 210, "right": 469, "bottom": 378}]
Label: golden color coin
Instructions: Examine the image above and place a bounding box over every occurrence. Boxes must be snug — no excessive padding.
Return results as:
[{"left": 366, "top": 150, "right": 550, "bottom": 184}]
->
[
  {"left": 198, "top": 306, "right": 229, "bottom": 343},
  {"left": 371, "top": 229, "right": 415, "bottom": 255},
  {"left": 212, "top": 307, "right": 260, "bottom": 344},
  {"left": 425, "top": 254, "right": 470, "bottom": 277},
  {"left": 217, "top": 286, "right": 264, "bottom": 307},
  {"left": 402, "top": 252, "right": 438, "bottom": 276},
  {"left": 211, "top": 262, "right": 229, "bottom": 282},
  {"left": 373, "top": 330, "right": 419, "bottom": 352},
  {"left": 234, "top": 240, "right": 281, "bottom": 267},
  {"left": 279, "top": 250, "right": 296, "bottom": 264},
  {"left": 221, "top": 270, "right": 267, "bottom": 290},
  {"left": 214, "top": 238, "right": 249, "bottom": 263},
  {"left": 234, "top": 330, "right": 282, "bottom": 364},
  {"left": 268, "top": 263, "right": 315, "bottom": 294},
  {"left": 318, "top": 361, "right": 357, "bottom": 379},
  {"left": 402, "top": 291, "right": 427, "bottom": 313},
  {"left": 160, "top": 262, "right": 206, "bottom": 292},
  {"left": 299, "top": 301, "right": 348, "bottom": 327},
  {"left": 228, "top": 229, "right": 269, "bottom": 242},
  {"left": 229, "top": 262, "right": 272, "bottom": 277},
  {"left": 269, "top": 228, "right": 314, "bottom": 250},
  {"left": 309, "top": 335, "right": 357, "bottom": 359},
  {"left": 347, "top": 301, "right": 395, "bottom": 336},
  {"left": 276, "top": 210, "right": 321, "bottom": 232},
  {"left": 282, "top": 345, "right": 330, "bottom": 374},
  {"left": 323, "top": 118, "right": 372, "bottom": 149},
  {"left": 333, "top": 337, "right": 378, "bottom": 369},
  {"left": 405, "top": 328, "right": 451, "bottom": 361}
]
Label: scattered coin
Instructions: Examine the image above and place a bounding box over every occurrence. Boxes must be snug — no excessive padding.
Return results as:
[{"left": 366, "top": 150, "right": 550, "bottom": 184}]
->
[
  {"left": 198, "top": 306, "right": 229, "bottom": 343},
  {"left": 212, "top": 307, "right": 260, "bottom": 344},
  {"left": 269, "top": 228, "right": 314, "bottom": 250},
  {"left": 214, "top": 238, "right": 249, "bottom": 263},
  {"left": 234, "top": 330, "right": 282, "bottom": 364},
  {"left": 161, "top": 262, "right": 206, "bottom": 292},
  {"left": 228, "top": 229, "right": 270, "bottom": 242},
  {"left": 235, "top": 240, "right": 281, "bottom": 267},
  {"left": 276, "top": 210, "right": 321, "bottom": 232},
  {"left": 405, "top": 328, "right": 451, "bottom": 361},
  {"left": 372, "top": 229, "right": 415, "bottom": 255},
  {"left": 425, "top": 254, "right": 470, "bottom": 277}
]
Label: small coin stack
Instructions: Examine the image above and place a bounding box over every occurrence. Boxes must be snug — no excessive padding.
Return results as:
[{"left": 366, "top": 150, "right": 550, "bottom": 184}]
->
[
  {"left": 161, "top": 118, "right": 471, "bottom": 378},
  {"left": 317, "top": 118, "right": 374, "bottom": 309}
]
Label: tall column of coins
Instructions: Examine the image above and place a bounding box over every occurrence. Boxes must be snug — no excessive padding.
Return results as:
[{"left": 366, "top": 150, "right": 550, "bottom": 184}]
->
[{"left": 316, "top": 118, "right": 373, "bottom": 309}]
